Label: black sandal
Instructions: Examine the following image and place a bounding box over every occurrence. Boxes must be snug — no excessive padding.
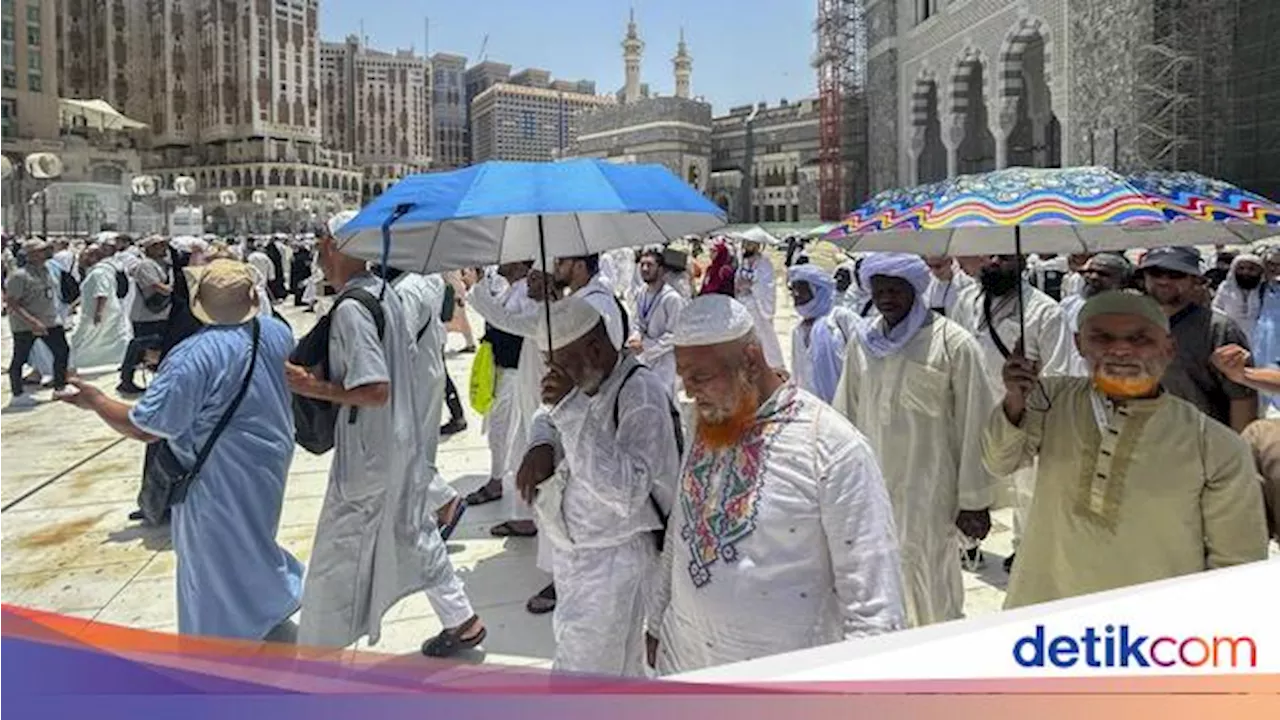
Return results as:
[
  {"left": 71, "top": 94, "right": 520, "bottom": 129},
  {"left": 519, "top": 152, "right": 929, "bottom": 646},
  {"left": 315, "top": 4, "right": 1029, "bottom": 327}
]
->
[
  {"left": 421, "top": 615, "right": 486, "bottom": 658},
  {"left": 465, "top": 482, "right": 503, "bottom": 506},
  {"left": 525, "top": 583, "right": 556, "bottom": 615},
  {"left": 489, "top": 521, "right": 537, "bottom": 538}
]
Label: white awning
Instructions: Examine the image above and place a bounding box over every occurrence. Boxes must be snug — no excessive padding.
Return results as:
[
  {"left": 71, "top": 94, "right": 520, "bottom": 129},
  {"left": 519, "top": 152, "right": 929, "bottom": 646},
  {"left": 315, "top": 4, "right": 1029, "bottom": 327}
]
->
[{"left": 59, "top": 98, "right": 148, "bottom": 131}]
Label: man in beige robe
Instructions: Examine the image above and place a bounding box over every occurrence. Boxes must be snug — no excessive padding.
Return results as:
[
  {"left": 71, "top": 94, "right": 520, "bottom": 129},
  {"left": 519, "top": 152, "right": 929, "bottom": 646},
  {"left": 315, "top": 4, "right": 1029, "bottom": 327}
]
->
[
  {"left": 983, "top": 291, "right": 1269, "bottom": 609},
  {"left": 834, "top": 254, "right": 996, "bottom": 627}
]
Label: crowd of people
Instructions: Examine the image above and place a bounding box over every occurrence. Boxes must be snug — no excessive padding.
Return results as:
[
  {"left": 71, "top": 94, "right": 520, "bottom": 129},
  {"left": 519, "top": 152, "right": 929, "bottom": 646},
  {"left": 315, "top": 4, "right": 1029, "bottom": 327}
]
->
[{"left": 3, "top": 224, "right": 1277, "bottom": 676}]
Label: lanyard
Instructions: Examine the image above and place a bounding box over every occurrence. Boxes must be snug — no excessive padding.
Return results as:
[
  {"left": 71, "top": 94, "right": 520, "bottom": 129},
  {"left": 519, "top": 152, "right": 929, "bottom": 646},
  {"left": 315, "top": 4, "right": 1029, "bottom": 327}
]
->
[{"left": 981, "top": 292, "right": 1018, "bottom": 359}]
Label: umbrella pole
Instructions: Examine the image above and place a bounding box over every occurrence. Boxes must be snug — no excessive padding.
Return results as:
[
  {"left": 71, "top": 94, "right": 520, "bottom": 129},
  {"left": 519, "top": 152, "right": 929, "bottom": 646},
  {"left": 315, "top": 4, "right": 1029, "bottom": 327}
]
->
[
  {"left": 1015, "top": 224, "right": 1026, "bottom": 337},
  {"left": 537, "top": 214, "right": 553, "bottom": 353}
]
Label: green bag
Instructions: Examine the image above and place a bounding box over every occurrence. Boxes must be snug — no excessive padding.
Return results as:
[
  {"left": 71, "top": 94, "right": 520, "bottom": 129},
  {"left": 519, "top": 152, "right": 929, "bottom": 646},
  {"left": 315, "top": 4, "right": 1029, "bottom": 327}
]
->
[{"left": 468, "top": 340, "right": 496, "bottom": 415}]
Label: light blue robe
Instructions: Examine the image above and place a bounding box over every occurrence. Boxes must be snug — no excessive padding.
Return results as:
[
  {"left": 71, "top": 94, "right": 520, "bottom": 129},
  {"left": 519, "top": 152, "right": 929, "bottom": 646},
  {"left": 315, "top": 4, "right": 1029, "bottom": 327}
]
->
[
  {"left": 1251, "top": 281, "right": 1280, "bottom": 414},
  {"left": 129, "top": 319, "right": 304, "bottom": 640}
]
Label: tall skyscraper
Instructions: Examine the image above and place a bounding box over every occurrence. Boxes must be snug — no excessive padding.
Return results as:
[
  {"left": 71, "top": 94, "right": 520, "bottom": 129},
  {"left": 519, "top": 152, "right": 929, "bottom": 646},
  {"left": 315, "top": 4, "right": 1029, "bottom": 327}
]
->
[
  {"left": 3, "top": 0, "right": 59, "bottom": 142},
  {"left": 320, "top": 35, "right": 431, "bottom": 199},
  {"left": 431, "top": 52, "right": 468, "bottom": 168},
  {"left": 470, "top": 81, "right": 614, "bottom": 162}
]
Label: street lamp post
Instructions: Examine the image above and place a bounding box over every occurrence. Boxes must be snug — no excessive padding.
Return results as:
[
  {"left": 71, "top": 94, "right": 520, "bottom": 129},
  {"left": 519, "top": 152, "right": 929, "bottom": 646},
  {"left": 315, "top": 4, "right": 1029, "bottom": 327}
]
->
[
  {"left": 251, "top": 189, "right": 267, "bottom": 234},
  {"left": 130, "top": 175, "right": 158, "bottom": 235}
]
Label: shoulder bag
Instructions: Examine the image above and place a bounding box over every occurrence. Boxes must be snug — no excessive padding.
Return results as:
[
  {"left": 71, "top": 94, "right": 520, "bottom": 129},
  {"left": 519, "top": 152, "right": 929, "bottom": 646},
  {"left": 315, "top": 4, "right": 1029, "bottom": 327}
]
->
[{"left": 139, "top": 319, "right": 260, "bottom": 523}]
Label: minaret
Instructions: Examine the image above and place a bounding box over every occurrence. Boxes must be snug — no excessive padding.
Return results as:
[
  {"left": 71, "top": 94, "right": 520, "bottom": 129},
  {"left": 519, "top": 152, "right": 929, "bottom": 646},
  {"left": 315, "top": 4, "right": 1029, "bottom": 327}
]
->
[
  {"left": 672, "top": 28, "right": 692, "bottom": 99},
  {"left": 622, "top": 8, "right": 644, "bottom": 103}
]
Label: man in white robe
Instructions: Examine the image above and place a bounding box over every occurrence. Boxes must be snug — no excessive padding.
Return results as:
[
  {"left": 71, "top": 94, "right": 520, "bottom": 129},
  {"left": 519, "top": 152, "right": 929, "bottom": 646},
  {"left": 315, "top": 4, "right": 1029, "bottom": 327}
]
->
[
  {"left": 388, "top": 268, "right": 465, "bottom": 537},
  {"left": 287, "top": 234, "right": 485, "bottom": 657},
  {"left": 647, "top": 294, "right": 905, "bottom": 675},
  {"left": 555, "top": 253, "right": 625, "bottom": 350},
  {"left": 833, "top": 254, "right": 996, "bottom": 627},
  {"left": 517, "top": 298, "right": 682, "bottom": 676},
  {"left": 628, "top": 247, "right": 686, "bottom": 393},
  {"left": 735, "top": 240, "right": 785, "bottom": 371},
  {"left": 923, "top": 255, "right": 976, "bottom": 317},
  {"left": 462, "top": 264, "right": 539, "bottom": 522},
  {"left": 787, "top": 263, "right": 860, "bottom": 404},
  {"left": 69, "top": 246, "right": 132, "bottom": 370},
  {"left": 247, "top": 241, "right": 276, "bottom": 293},
  {"left": 951, "top": 255, "right": 1073, "bottom": 572},
  {"left": 1213, "top": 254, "right": 1266, "bottom": 343},
  {"left": 468, "top": 267, "right": 561, "bottom": 612},
  {"left": 835, "top": 259, "right": 876, "bottom": 318}
]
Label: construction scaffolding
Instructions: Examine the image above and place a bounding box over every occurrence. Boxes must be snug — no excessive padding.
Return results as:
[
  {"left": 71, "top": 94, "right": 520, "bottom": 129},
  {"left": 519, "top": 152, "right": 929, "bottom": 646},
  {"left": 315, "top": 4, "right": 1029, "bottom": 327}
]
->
[
  {"left": 1135, "top": 0, "right": 1236, "bottom": 174},
  {"left": 814, "top": 0, "right": 867, "bottom": 220}
]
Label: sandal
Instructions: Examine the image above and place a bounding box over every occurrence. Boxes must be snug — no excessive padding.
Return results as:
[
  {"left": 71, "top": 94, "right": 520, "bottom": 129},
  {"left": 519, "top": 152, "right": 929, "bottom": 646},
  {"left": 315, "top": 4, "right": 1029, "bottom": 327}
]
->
[
  {"left": 439, "top": 500, "right": 467, "bottom": 542},
  {"left": 421, "top": 615, "right": 487, "bottom": 658},
  {"left": 525, "top": 583, "right": 556, "bottom": 615},
  {"left": 489, "top": 520, "right": 537, "bottom": 538},
  {"left": 465, "top": 482, "right": 503, "bottom": 506}
]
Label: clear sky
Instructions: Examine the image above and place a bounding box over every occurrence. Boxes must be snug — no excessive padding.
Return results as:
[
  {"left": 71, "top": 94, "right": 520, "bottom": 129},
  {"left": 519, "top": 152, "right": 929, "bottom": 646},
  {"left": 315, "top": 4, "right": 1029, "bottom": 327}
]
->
[{"left": 319, "top": 0, "right": 819, "bottom": 112}]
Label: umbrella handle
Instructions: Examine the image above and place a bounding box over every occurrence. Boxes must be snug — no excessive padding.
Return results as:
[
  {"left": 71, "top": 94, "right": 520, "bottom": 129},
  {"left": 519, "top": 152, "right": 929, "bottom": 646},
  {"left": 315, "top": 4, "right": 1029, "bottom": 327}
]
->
[
  {"left": 1015, "top": 225, "right": 1026, "bottom": 334},
  {"left": 379, "top": 203, "right": 413, "bottom": 299},
  {"left": 537, "top": 214, "right": 554, "bottom": 355}
]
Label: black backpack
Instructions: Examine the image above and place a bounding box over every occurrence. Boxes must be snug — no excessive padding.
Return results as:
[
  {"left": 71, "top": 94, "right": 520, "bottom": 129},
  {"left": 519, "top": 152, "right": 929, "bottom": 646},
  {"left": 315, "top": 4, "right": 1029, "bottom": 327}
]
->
[
  {"left": 615, "top": 295, "right": 630, "bottom": 341},
  {"left": 115, "top": 268, "right": 129, "bottom": 299},
  {"left": 612, "top": 363, "right": 684, "bottom": 551},
  {"left": 59, "top": 269, "right": 80, "bottom": 305},
  {"left": 289, "top": 288, "right": 386, "bottom": 454}
]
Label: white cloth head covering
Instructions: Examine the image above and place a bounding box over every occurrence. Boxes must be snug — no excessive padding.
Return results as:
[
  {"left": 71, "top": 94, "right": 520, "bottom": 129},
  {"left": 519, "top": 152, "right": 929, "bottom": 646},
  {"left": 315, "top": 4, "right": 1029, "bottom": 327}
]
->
[
  {"left": 856, "top": 253, "right": 934, "bottom": 359},
  {"left": 537, "top": 296, "right": 604, "bottom": 352},
  {"left": 672, "top": 294, "right": 754, "bottom": 347}
]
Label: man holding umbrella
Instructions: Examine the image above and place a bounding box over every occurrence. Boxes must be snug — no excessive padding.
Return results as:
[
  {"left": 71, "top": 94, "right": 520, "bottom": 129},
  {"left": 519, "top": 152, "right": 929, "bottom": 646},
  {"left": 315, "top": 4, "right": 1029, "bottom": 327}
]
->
[{"left": 951, "top": 254, "right": 1072, "bottom": 572}]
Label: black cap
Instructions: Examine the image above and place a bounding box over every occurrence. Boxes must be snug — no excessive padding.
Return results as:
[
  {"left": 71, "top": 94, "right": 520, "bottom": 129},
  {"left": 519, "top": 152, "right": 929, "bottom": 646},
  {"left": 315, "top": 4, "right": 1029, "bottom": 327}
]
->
[{"left": 1139, "top": 246, "right": 1202, "bottom": 276}]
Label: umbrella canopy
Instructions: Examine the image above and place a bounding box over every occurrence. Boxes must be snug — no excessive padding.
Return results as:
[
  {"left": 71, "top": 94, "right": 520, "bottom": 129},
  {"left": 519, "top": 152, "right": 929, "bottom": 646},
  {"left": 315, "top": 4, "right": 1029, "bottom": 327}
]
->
[
  {"left": 825, "top": 166, "right": 1280, "bottom": 256},
  {"left": 802, "top": 221, "right": 840, "bottom": 239},
  {"left": 722, "top": 224, "right": 783, "bottom": 246},
  {"left": 1127, "top": 170, "right": 1280, "bottom": 241},
  {"left": 334, "top": 159, "right": 726, "bottom": 274}
]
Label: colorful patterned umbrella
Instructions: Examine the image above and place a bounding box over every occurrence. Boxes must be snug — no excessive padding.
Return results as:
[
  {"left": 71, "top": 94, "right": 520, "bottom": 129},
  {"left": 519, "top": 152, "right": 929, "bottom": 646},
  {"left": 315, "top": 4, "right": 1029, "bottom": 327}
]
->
[
  {"left": 825, "top": 166, "right": 1280, "bottom": 257},
  {"left": 1127, "top": 170, "right": 1280, "bottom": 236}
]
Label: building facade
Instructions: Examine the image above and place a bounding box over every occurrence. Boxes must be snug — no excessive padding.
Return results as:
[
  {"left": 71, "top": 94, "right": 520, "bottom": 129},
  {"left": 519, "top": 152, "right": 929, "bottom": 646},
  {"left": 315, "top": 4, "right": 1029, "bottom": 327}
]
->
[
  {"left": 431, "top": 52, "right": 468, "bottom": 168},
  {"left": 320, "top": 35, "right": 431, "bottom": 199},
  {"left": 126, "top": 0, "right": 360, "bottom": 231},
  {"left": 563, "top": 14, "right": 709, "bottom": 191},
  {"left": 3, "top": 0, "right": 59, "bottom": 143},
  {"left": 709, "top": 98, "right": 822, "bottom": 224},
  {"left": 862, "top": 0, "right": 1275, "bottom": 201},
  {"left": 567, "top": 96, "right": 712, "bottom": 192},
  {"left": 463, "top": 60, "right": 511, "bottom": 163},
  {"left": 470, "top": 81, "right": 614, "bottom": 162}
]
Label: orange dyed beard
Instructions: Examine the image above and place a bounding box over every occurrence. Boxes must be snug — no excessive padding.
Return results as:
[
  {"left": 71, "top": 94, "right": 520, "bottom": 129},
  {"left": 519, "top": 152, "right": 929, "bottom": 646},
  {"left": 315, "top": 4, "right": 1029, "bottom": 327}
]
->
[
  {"left": 695, "top": 391, "right": 761, "bottom": 451},
  {"left": 1092, "top": 369, "right": 1161, "bottom": 399}
]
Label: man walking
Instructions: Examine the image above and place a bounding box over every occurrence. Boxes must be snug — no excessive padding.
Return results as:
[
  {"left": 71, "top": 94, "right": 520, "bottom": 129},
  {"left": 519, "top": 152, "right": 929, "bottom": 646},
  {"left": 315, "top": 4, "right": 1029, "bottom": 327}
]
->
[
  {"left": 118, "top": 236, "right": 173, "bottom": 394},
  {"left": 4, "top": 240, "right": 70, "bottom": 407}
]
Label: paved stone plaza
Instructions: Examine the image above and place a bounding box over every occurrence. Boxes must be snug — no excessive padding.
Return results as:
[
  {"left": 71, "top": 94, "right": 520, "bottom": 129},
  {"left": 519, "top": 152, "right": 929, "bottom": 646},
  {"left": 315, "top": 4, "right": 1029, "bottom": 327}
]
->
[{"left": 0, "top": 259, "right": 1014, "bottom": 666}]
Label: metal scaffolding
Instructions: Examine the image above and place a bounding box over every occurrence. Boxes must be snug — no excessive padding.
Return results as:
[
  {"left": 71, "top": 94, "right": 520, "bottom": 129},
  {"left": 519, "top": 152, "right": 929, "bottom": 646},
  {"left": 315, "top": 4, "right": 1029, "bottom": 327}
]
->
[
  {"left": 1136, "top": 0, "right": 1236, "bottom": 174},
  {"left": 814, "top": 0, "right": 867, "bottom": 220}
]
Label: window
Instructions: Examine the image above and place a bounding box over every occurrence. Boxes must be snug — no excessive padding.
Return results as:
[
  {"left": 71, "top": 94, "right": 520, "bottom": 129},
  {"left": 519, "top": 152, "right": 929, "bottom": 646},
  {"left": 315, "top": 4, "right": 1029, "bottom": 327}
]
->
[
  {"left": 916, "top": 0, "right": 938, "bottom": 24},
  {"left": 2, "top": 20, "right": 12, "bottom": 42},
  {"left": 28, "top": 72, "right": 39, "bottom": 91},
  {"left": 3, "top": 69, "right": 16, "bottom": 88},
  {"left": 2, "top": 97, "right": 15, "bottom": 135},
  {"left": 26, "top": 3, "right": 40, "bottom": 24},
  {"left": 1, "top": 42, "right": 11, "bottom": 68},
  {"left": 26, "top": 26, "right": 37, "bottom": 45},
  {"left": 27, "top": 52, "right": 39, "bottom": 70}
]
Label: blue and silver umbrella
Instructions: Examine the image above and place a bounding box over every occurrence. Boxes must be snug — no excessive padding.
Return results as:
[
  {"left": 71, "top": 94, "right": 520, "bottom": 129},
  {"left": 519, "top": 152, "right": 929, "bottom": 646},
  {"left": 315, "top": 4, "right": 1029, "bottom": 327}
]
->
[{"left": 334, "top": 159, "right": 726, "bottom": 274}]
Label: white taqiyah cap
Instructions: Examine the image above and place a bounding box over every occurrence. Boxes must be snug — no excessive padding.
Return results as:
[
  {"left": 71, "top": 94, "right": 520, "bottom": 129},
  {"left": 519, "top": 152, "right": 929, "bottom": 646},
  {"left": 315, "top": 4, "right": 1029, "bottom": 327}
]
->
[
  {"left": 536, "top": 296, "right": 604, "bottom": 352},
  {"left": 672, "top": 294, "right": 754, "bottom": 347}
]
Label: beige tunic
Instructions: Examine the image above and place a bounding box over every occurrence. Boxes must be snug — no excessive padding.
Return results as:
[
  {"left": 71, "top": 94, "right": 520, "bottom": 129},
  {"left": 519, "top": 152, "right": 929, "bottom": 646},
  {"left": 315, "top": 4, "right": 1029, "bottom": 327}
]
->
[{"left": 983, "top": 377, "right": 1269, "bottom": 609}]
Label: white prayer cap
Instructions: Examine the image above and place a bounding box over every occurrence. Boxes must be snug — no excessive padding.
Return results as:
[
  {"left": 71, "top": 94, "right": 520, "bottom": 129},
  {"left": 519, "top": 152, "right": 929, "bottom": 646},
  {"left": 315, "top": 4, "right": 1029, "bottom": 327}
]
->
[
  {"left": 536, "top": 296, "right": 604, "bottom": 353},
  {"left": 672, "top": 294, "right": 754, "bottom": 347}
]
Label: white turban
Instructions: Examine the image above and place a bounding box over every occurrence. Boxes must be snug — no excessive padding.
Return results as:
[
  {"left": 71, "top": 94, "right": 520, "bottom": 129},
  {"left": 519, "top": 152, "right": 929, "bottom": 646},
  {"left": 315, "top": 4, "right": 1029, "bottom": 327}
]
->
[
  {"left": 858, "top": 252, "right": 932, "bottom": 296},
  {"left": 672, "top": 294, "right": 754, "bottom": 347},
  {"left": 856, "top": 253, "right": 934, "bottom": 359},
  {"left": 536, "top": 296, "right": 604, "bottom": 352}
]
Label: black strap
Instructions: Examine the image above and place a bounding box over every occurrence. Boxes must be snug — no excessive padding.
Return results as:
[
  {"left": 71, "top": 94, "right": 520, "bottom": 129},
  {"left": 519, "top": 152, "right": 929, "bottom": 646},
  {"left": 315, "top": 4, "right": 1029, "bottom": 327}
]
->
[
  {"left": 188, "top": 319, "right": 260, "bottom": 479},
  {"left": 982, "top": 292, "right": 1015, "bottom": 360},
  {"left": 612, "top": 363, "right": 684, "bottom": 525},
  {"left": 332, "top": 288, "right": 386, "bottom": 426}
]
